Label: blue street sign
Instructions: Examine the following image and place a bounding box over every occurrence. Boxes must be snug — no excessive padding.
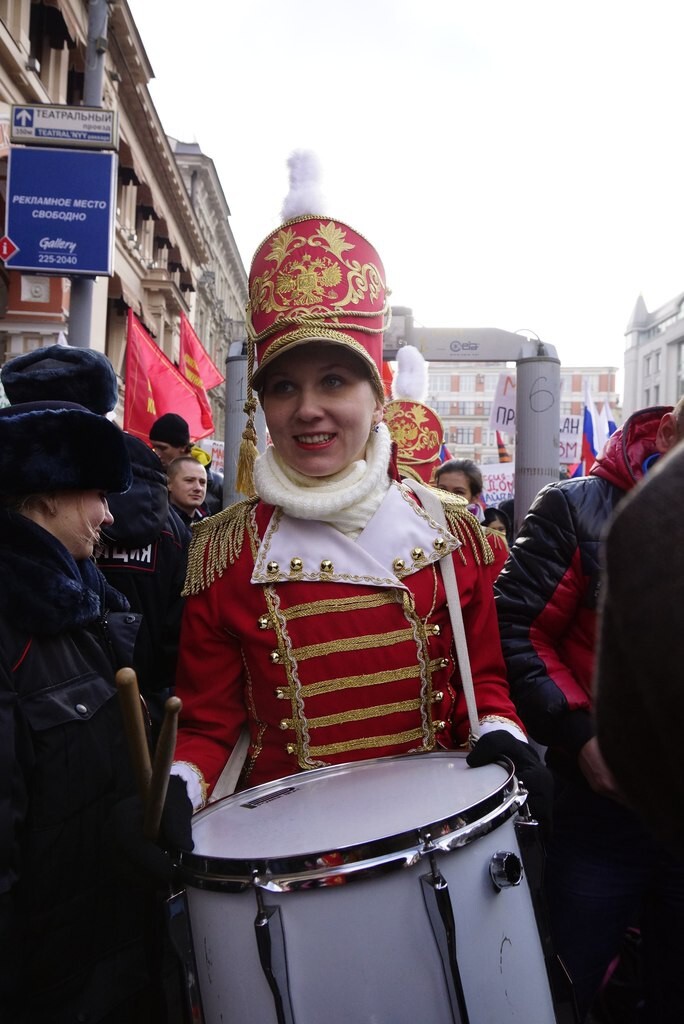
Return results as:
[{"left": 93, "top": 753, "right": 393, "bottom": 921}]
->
[
  {"left": 5, "top": 147, "right": 117, "bottom": 276},
  {"left": 10, "top": 104, "right": 118, "bottom": 149}
]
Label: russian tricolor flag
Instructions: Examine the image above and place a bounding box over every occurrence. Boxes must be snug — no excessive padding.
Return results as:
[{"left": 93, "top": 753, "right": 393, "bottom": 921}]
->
[{"left": 581, "top": 379, "right": 602, "bottom": 473}]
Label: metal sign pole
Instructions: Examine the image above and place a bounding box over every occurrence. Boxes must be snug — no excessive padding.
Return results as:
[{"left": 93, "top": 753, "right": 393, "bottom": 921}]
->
[{"left": 69, "top": 0, "right": 109, "bottom": 348}]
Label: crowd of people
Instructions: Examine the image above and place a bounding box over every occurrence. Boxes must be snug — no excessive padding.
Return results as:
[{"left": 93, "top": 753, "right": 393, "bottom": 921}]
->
[{"left": 0, "top": 183, "right": 680, "bottom": 1024}]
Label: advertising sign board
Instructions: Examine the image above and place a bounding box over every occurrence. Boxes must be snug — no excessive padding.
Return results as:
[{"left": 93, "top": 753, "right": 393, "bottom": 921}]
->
[{"left": 5, "top": 146, "right": 117, "bottom": 276}]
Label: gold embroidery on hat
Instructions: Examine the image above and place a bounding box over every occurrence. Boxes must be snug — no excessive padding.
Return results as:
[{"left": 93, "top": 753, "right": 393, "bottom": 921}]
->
[{"left": 250, "top": 221, "right": 385, "bottom": 321}]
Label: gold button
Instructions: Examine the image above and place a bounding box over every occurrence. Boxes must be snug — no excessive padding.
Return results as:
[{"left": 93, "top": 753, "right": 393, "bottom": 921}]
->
[
  {"left": 434, "top": 720, "right": 446, "bottom": 731},
  {"left": 433, "top": 691, "right": 444, "bottom": 701},
  {"left": 290, "top": 557, "right": 303, "bottom": 572},
  {"left": 411, "top": 547, "right": 425, "bottom": 561},
  {"left": 434, "top": 537, "right": 447, "bottom": 552},
  {"left": 279, "top": 719, "right": 289, "bottom": 730},
  {"left": 267, "top": 560, "right": 280, "bottom": 575},
  {"left": 270, "top": 651, "right": 281, "bottom": 664},
  {"left": 432, "top": 624, "right": 441, "bottom": 636},
  {"left": 393, "top": 557, "right": 406, "bottom": 573},
  {"left": 439, "top": 657, "right": 449, "bottom": 668},
  {"left": 320, "top": 559, "right": 334, "bottom": 573},
  {"left": 286, "top": 743, "right": 296, "bottom": 755},
  {"left": 275, "top": 688, "right": 285, "bottom": 699},
  {"left": 258, "top": 614, "right": 270, "bottom": 630}
]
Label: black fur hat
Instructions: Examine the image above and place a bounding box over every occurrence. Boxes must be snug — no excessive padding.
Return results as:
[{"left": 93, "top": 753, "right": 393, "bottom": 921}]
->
[
  {"left": 1, "top": 344, "right": 118, "bottom": 414},
  {"left": 0, "top": 401, "right": 132, "bottom": 496}
]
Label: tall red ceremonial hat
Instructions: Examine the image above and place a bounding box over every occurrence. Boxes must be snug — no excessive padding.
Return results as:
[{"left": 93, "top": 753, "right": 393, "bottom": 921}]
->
[
  {"left": 236, "top": 151, "right": 390, "bottom": 495},
  {"left": 247, "top": 215, "right": 388, "bottom": 398},
  {"left": 385, "top": 345, "right": 445, "bottom": 484}
]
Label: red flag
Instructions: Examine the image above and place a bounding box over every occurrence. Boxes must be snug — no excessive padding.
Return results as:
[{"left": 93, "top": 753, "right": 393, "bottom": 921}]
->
[
  {"left": 179, "top": 312, "right": 224, "bottom": 391},
  {"left": 496, "top": 431, "right": 513, "bottom": 463},
  {"left": 124, "top": 310, "right": 214, "bottom": 442}
]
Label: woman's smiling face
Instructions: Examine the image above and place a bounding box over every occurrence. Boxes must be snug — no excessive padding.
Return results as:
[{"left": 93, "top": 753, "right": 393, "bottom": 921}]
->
[{"left": 261, "top": 345, "right": 384, "bottom": 478}]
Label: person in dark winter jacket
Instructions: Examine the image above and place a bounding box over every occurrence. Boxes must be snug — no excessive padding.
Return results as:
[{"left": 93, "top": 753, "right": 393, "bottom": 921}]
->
[
  {"left": 495, "top": 401, "right": 684, "bottom": 1023},
  {"left": 596, "top": 439, "right": 684, "bottom": 847},
  {"left": 150, "top": 412, "right": 223, "bottom": 514},
  {"left": 96, "top": 434, "right": 191, "bottom": 735},
  {"left": 1, "top": 345, "right": 192, "bottom": 738},
  {"left": 0, "top": 400, "right": 180, "bottom": 1024}
]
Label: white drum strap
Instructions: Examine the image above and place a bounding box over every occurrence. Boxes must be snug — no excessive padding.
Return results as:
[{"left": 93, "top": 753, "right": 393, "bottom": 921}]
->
[
  {"left": 404, "top": 480, "right": 481, "bottom": 743},
  {"left": 208, "top": 724, "right": 250, "bottom": 803}
]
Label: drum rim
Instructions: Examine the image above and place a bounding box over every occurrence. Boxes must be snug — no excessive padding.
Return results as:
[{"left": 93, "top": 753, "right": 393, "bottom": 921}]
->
[{"left": 176, "top": 752, "right": 526, "bottom": 893}]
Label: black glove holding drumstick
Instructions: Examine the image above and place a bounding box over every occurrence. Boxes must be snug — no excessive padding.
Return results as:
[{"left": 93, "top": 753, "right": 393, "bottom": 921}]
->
[{"left": 110, "top": 668, "right": 194, "bottom": 886}]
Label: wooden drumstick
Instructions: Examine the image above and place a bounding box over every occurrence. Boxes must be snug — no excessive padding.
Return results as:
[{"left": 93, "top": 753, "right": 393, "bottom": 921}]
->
[
  {"left": 144, "top": 696, "right": 183, "bottom": 841},
  {"left": 115, "top": 667, "right": 153, "bottom": 801}
]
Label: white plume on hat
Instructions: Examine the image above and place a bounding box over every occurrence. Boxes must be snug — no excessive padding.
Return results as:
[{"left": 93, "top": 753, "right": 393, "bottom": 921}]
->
[
  {"left": 280, "top": 150, "right": 326, "bottom": 221},
  {"left": 391, "top": 345, "right": 429, "bottom": 402}
]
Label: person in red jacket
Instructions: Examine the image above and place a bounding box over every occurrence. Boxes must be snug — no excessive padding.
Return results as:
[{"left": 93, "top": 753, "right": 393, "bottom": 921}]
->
[
  {"left": 169, "top": 162, "right": 549, "bottom": 829},
  {"left": 495, "top": 400, "right": 684, "bottom": 1023}
]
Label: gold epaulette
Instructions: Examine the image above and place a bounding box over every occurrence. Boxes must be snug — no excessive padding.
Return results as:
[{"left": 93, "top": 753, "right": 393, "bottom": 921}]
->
[
  {"left": 482, "top": 526, "right": 509, "bottom": 556},
  {"left": 427, "top": 487, "right": 494, "bottom": 567},
  {"left": 182, "top": 498, "right": 258, "bottom": 596}
]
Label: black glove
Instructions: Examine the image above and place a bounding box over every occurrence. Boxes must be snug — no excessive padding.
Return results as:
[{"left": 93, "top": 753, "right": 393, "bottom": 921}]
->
[
  {"left": 160, "top": 774, "right": 195, "bottom": 854},
  {"left": 467, "top": 730, "right": 554, "bottom": 838},
  {"left": 108, "top": 776, "right": 194, "bottom": 888},
  {"left": 108, "top": 794, "right": 174, "bottom": 887}
]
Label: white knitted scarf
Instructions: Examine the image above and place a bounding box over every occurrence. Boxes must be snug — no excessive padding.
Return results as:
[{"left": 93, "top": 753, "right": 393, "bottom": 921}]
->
[{"left": 253, "top": 422, "right": 392, "bottom": 538}]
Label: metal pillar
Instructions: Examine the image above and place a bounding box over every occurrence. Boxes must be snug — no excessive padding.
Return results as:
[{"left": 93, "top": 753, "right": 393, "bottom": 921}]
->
[
  {"left": 68, "top": 0, "right": 110, "bottom": 348},
  {"left": 514, "top": 341, "right": 561, "bottom": 533}
]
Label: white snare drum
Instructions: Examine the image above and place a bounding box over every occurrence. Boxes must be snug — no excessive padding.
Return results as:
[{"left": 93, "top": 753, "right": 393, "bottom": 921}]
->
[{"left": 177, "top": 751, "right": 556, "bottom": 1024}]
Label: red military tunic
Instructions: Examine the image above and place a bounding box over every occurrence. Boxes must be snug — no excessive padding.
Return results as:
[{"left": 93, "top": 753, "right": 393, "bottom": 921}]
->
[{"left": 174, "top": 481, "right": 523, "bottom": 797}]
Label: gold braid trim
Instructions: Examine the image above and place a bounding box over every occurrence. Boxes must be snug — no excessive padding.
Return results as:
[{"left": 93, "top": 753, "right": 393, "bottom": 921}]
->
[
  {"left": 427, "top": 486, "right": 494, "bottom": 567},
  {"left": 182, "top": 498, "right": 258, "bottom": 596}
]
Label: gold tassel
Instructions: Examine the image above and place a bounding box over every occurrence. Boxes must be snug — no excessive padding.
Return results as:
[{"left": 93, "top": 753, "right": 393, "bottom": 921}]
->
[
  {"left": 236, "top": 392, "right": 258, "bottom": 496},
  {"left": 236, "top": 334, "right": 259, "bottom": 496}
]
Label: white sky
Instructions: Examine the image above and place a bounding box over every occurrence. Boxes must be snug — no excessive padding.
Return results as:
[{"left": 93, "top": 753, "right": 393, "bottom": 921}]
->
[{"left": 127, "top": 0, "right": 684, "bottom": 376}]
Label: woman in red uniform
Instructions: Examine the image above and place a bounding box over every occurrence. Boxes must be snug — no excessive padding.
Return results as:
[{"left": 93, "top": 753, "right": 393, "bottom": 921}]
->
[{"left": 170, "top": 183, "right": 547, "bottom": 819}]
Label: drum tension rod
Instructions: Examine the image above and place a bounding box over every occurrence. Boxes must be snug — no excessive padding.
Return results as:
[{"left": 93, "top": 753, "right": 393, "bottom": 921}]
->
[
  {"left": 420, "top": 845, "right": 470, "bottom": 1024},
  {"left": 254, "top": 886, "right": 296, "bottom": 1024}
]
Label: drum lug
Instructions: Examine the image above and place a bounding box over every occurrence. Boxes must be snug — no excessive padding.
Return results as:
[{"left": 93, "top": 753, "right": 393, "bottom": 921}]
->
[
  {"left": 254, "top": 890, "right": 296, "bottom": 1024},
  {"left": 420, "top": 854, "right": 470, "bottom": 1023},
  {"left": 489, "top": 850, "right": 523, "bottom": 891}
]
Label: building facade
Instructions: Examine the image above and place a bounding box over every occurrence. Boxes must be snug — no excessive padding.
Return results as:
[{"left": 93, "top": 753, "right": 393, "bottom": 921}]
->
[
  {"left": 426, "top": 361, "right": 619, "bottom": 466},
  {"left": 623, "top": 291, "right": 684, "bottom": 417},
  {"left": 0, "top": 0, "right": 247, "bottom": 437}
]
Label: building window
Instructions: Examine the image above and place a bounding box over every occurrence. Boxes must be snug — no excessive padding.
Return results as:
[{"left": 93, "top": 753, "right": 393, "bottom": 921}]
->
[
  {"left": 460, "top": 375, "right": 476, "bottom": 393},
  {"left": 644, "top": 389, "right": 650, "bottom": 406},
  {"left": 655, "top": 350, "right": 661, "bottom": 373},
  {"left": 431, "top": 375, "right": 451, "bottom": 393},
  {"left": 644, "top": 354, "right": 651, "bottom": 376},
  {"left": 453, "top": 428, "right": 475, "bottom": 445}
]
